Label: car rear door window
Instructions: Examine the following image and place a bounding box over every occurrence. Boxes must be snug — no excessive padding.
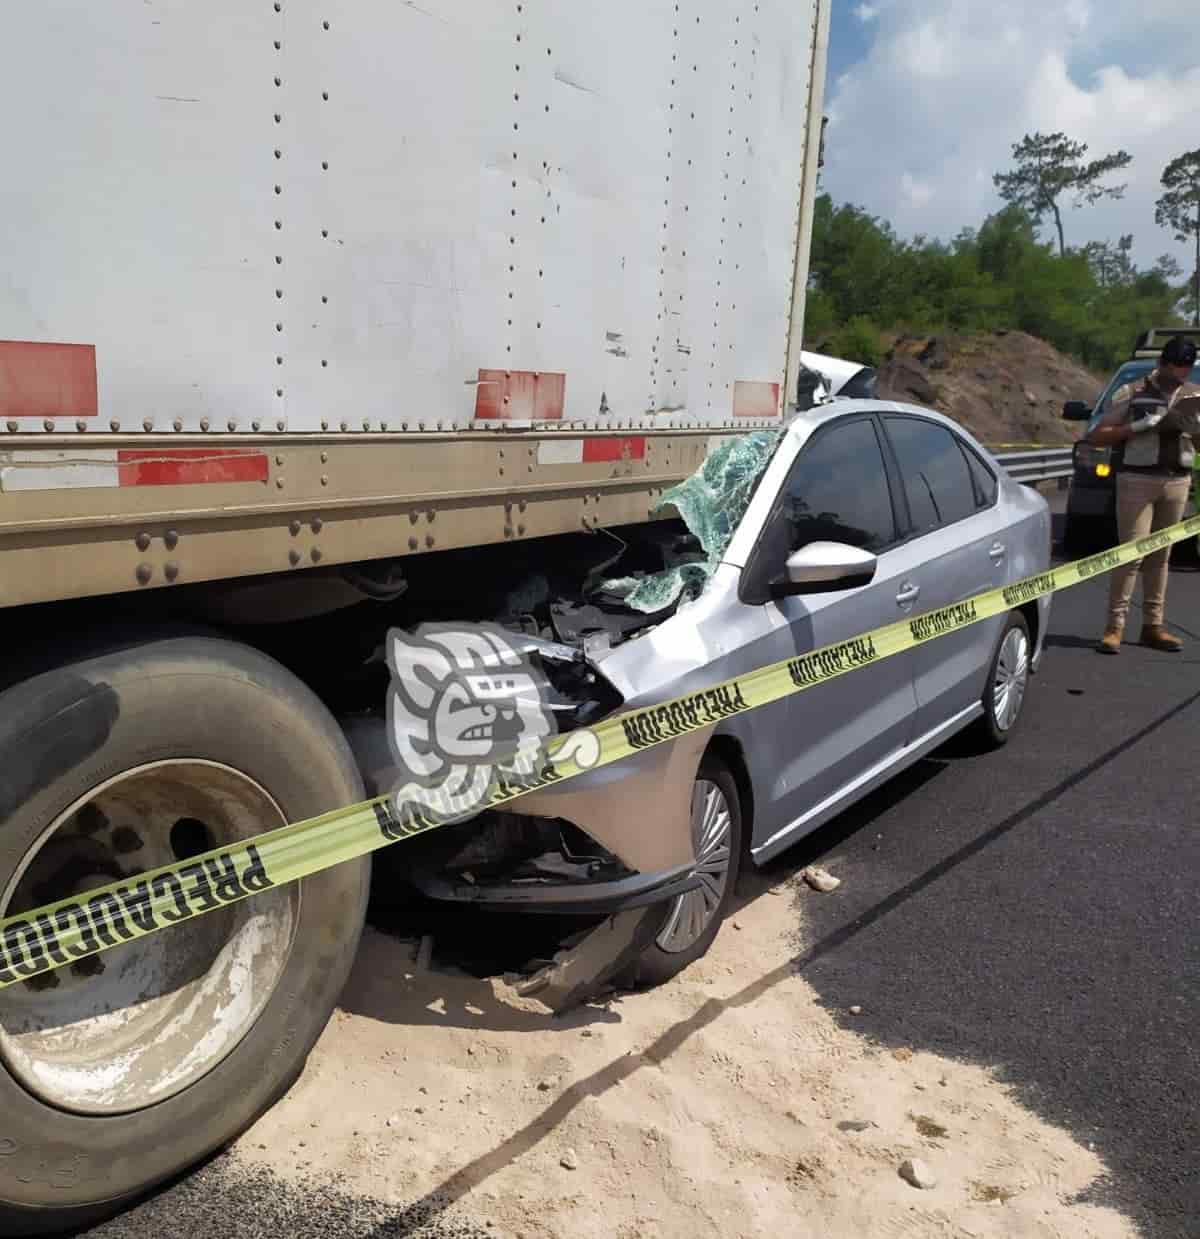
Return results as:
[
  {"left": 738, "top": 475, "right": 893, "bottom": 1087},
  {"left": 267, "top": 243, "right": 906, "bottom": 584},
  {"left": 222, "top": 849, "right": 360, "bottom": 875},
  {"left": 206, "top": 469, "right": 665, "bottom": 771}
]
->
[
  {"left": 781, "top": 417, "right": 897, "bottom": 552},
  {"left": 883, "top": 416, "right": 977, "bottom": 534}
]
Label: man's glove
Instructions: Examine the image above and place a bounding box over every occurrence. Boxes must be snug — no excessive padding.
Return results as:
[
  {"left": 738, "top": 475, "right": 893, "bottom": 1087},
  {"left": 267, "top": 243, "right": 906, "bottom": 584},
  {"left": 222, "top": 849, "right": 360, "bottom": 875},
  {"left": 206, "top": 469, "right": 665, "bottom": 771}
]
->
[{"left": 1129, "top": 396, "right": 1168, "bottom": 434}]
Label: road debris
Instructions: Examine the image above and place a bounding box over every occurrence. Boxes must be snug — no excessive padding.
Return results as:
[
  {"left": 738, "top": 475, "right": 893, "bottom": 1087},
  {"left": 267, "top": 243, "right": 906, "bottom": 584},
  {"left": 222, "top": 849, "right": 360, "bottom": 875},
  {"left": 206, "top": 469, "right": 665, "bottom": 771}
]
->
[
  {"left": 802, "top": 865, "right": 842, "bottom": 893},
  {"left": 415, "top": 935, "right": 434, "bottom": 971},
  {"left": 849, "top": 1005, "right": 863, "bottom": 1016},
  {"left": 912, "top": 1114, "right": 950, "bottom": 1140},
  {"left": 899, "top": 1158, "right": 938, "bottom": 1190},
  {"left": 560, "top": 1148, "right": 579, "bottom": 1171}
]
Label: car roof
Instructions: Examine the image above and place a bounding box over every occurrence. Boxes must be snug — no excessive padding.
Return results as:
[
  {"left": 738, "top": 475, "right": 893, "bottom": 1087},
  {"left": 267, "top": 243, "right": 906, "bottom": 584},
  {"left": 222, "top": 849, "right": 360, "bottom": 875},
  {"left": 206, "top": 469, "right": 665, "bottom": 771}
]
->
[{"left": 782, "top": 396, "right": 990, "bottom": 454}]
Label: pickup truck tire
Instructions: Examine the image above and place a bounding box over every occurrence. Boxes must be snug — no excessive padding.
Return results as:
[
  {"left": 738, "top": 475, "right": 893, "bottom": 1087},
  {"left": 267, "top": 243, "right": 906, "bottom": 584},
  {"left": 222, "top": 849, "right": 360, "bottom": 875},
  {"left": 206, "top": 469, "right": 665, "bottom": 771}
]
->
[{"left": 0, "top": 634, "right": 370, "bottom": 1237}]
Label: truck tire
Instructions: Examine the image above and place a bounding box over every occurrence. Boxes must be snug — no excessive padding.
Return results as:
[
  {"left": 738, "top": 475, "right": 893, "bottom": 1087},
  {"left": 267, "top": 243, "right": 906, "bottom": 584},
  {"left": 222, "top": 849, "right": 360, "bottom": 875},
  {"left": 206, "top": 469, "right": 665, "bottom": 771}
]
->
[{"left": 0, "top": 634, "right": 370, "bottom": 1236}]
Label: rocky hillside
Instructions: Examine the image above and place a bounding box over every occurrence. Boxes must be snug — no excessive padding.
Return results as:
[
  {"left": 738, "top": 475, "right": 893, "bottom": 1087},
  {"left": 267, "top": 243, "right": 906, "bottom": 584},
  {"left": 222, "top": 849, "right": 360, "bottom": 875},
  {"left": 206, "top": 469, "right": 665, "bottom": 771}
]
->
[{"left": 876, "top": 330, "right": 1111, "bottom": 447}]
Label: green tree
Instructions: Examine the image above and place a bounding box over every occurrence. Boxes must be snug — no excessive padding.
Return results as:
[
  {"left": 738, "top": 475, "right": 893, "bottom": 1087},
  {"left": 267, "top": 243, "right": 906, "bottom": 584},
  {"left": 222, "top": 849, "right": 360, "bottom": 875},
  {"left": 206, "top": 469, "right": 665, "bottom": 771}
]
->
[
  {"left": 1154, "top": 149, "right": 1200, "bottom": 326},
  {"left": 1083, "top": 235, "right": 1136, "bottom": 288},
  {"left": 993, "top": 132, "right": 1132, "bottom": 257}
]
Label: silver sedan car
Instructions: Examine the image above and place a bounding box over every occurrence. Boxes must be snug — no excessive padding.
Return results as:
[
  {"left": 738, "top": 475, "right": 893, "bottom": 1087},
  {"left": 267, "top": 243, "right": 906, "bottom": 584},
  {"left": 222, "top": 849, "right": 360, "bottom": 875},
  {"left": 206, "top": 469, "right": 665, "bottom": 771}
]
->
[{"left": 354, "top": 399, "right": 1052, "bottom": 993}]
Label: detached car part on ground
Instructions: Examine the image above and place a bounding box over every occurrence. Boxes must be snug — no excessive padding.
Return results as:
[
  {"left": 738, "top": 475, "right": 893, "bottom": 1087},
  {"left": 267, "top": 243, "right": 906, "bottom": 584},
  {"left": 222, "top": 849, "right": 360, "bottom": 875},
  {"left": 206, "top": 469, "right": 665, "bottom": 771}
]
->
[{"left": 349, "top": 398, "right": 1053, "bottom": 1003}]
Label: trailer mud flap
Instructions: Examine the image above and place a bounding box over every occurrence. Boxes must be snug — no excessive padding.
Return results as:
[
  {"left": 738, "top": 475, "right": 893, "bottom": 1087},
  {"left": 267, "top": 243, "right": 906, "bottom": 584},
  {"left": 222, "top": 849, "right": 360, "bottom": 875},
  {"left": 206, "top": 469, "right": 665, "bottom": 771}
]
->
[{"left": 513, "top": 906, "right": 664, "bottom": 1014}]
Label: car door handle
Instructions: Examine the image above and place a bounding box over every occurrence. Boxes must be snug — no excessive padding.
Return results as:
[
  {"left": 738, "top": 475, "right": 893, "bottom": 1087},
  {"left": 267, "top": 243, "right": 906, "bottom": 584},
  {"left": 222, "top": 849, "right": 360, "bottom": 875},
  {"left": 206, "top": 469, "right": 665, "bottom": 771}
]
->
[
  {"left": 896, "top": 583, "right": 920, "bottom": 605},
  {"left": 988, "top": 542, "right": 1006, "bottom": 560}
]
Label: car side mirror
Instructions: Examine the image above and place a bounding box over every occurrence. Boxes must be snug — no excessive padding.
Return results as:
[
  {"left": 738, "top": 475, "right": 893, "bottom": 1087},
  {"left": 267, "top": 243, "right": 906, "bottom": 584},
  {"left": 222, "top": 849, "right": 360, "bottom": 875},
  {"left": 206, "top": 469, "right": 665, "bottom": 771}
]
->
[
  {"left": 1062, "top": 400, "right": 1091, "bottom": 421},
  {"left": 772, "top": 541, "right": 878, "bottom": 597}
]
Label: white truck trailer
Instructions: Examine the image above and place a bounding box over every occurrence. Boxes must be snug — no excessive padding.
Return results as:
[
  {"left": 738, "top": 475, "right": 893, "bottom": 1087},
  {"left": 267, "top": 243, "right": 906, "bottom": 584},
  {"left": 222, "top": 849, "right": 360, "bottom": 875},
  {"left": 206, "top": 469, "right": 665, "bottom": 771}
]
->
[{"left": 0, "top": 1, "right": 831, "bottom": 1230}]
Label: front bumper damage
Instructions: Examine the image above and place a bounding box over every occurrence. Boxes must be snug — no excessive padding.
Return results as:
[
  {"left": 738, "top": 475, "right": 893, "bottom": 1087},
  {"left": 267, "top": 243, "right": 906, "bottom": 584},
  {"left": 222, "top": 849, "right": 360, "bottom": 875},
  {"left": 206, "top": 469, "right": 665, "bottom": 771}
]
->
[{"left": 340, "top": 702, "right": 705, "bottom": 1011}]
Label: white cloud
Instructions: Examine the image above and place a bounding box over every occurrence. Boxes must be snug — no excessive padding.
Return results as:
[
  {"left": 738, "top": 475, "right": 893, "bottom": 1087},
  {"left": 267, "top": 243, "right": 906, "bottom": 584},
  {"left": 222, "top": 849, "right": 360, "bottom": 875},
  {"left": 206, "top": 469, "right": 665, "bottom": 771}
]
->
[
  {"left": 855, "top": 4, "right": 880, "bottom": 22},
  {"left": 822, "top": 0, "right": 1200, "bottom": 272}
]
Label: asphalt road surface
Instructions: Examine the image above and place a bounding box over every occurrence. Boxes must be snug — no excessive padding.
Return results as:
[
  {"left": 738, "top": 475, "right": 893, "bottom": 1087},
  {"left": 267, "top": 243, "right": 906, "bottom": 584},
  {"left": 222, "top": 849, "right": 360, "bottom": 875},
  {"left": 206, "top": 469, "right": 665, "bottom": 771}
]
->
[{"left": 81, "top": 501, "right": 1199, "bottom": 1239}]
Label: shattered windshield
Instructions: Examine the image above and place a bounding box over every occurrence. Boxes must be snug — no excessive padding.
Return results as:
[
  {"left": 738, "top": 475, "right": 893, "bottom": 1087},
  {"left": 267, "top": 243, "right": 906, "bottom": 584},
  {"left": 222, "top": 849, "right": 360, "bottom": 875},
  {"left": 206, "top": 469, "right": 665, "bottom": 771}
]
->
[{"left": 602, "top": 427, "right": 785, "bottom": 613}]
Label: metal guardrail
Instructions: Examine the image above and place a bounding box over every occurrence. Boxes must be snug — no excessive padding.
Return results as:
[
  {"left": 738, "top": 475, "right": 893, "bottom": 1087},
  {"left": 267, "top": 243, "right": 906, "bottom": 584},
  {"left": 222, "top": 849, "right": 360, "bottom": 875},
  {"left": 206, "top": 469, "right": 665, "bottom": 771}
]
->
[{"left": 991, "top": 446, "right": 1074, "bottom": 486}]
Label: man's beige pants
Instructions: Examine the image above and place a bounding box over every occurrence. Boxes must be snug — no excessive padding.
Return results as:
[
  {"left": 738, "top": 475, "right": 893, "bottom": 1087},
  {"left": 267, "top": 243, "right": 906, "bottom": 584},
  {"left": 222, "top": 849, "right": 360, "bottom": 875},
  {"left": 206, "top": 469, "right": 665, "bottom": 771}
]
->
[{"left": 1105, "top": 471, "right": 1191, "bottom": 630}]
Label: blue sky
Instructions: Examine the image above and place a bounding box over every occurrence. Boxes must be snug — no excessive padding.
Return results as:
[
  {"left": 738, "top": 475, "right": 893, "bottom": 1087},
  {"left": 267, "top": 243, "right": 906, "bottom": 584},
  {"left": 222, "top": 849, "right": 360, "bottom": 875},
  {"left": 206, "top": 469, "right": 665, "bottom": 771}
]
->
[{"left": 819, "top": 0, "right": 1200, "bottom": 273}]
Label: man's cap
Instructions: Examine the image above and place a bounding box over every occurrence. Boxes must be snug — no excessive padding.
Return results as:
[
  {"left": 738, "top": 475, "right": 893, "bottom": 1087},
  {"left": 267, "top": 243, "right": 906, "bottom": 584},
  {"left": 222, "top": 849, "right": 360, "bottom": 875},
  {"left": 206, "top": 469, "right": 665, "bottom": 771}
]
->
[{"left": 1161, "top": 335, "right": 1197, "bottom": 367}]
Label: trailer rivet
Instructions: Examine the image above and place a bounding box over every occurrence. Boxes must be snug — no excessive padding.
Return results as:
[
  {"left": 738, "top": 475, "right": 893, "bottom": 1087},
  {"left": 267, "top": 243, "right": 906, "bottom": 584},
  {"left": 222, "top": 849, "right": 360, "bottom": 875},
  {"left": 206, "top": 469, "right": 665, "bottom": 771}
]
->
[
  {"left": 43, "top": 419, "right": 54, "bottom": 432},
  {"left": 164, "top": 562, "right": 179, "bottom": 582},
  {"left": 289, "top": 520, "right": 301, "bottom": 535},
  {"left": 165, "top": 530, "right": 179, "bottom": 550},
  {"left": 143, "top": 419, "right": 153, "bottom": 432},
  {"left": 228, "top": 419, "right": 237, "bottom": 431},
  {"left": 310, "top": 547, "right": 322, "bottom": 563},
  {"left": 289, "top": 549, "right": 301, "bottom": 566},
  {"left": 110, "top": 420, "right": 120, "bottom": 432},
  {"left": 409, "top": 537, "right": 418, "bottom": 551},
  {"left": 200, "top": 418, "right": 211, "bottom": 432},
  {"left": 504, "top": 525, "right": 514, "bottom": 538},
  {"left": 519, "top": 499, "right": 527, "bottom": 512},
  {"left": 276, "top": 455, "right": 284, "bottom": 466},
  {"left": 276, "top": 478, "right": 285, "bottom": 489},
  {"left": 7, "top": 421, "right": 18, "bottom": 433},
  {"left": 518, "top": 524, "right": 526, "bottom": 535},
  {"left": 425, "top": 535, "right": 435, "bottom": 548},
  {"left": 320, "top": 475, "right": 329, "bottom": 486},
  {"left": 76, "top": 420, "right": 87, "bottom": 433},
  {"left": 311, "top": 517, "right": 323, "bottom": 533},
  {"left": 276, "top": 420, "right": 285, "bottom": 431},
  {"left": 253, "top": 420, "right": 262, "bottom": 431},
  {"left": 340, "top": 421, "right": 349, "bottom": 431},
  {"left": 136, "top": 533, "right": 151, "bottom": 552},
  {"left": 321, "top": 421, "right": 329, "bottom": 431},
  {"left": 136, "top": 564, "right": 153, "bottom": 585}
]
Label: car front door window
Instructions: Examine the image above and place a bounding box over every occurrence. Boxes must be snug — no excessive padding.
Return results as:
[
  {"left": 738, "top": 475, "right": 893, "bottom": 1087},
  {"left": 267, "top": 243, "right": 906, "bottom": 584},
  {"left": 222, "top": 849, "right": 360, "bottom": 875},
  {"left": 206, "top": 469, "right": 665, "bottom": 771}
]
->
[{"left": 744, "top": 417, "right": 898, "bottom": 600}]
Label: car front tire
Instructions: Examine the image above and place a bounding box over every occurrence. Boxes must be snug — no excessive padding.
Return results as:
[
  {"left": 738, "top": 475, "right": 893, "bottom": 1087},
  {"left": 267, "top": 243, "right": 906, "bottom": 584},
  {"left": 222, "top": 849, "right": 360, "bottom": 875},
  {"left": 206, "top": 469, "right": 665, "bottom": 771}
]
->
[{"left": 619, "top": 755, "right": 744, "bottom": 990}]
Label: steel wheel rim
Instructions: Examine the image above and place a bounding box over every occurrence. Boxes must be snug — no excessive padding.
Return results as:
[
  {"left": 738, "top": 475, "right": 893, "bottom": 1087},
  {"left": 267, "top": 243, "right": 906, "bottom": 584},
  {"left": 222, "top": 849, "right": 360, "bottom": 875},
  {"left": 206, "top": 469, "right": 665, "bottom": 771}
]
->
[
  {"left": 655, "top": 779, "right": 733, "bottom": 954},
  {"left": 993, "top": 627, "right": 1029, "bottom": 732},
  {"left": 0, "top": 760, "right": 298, "bottom": 1116}
]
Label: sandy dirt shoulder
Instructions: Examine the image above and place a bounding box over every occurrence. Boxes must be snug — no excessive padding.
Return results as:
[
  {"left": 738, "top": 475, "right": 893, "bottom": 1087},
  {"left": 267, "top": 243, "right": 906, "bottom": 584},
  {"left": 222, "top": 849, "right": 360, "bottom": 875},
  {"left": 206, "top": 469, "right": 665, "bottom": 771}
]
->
[{"left": 234, "top": 872, "right": 1135, "bottom": 1239}]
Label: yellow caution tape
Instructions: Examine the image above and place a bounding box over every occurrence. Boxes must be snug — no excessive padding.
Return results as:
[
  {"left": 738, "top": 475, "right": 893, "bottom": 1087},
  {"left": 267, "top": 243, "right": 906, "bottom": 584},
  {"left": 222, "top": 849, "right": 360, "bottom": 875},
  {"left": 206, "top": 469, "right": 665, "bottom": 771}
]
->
[{"left": 2, "top": 513, "right": 1198, "bottom": 989}]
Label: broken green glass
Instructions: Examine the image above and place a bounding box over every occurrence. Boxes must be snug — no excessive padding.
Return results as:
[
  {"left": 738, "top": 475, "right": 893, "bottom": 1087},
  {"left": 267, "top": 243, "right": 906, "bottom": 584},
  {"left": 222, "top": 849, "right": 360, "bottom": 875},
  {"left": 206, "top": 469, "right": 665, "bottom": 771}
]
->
[{"left": 603, "top": 427, "right": 786, "bottom": 612}]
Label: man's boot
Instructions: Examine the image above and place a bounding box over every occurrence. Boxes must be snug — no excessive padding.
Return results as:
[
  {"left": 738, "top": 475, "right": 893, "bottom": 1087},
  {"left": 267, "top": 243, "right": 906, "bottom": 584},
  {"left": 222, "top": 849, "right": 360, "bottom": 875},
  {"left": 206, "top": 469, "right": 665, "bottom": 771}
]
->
[
  {"left": 1141, "top": 624, "right": 1183, "bottom": 652},
  {"left": 1096, "top": 625, "right": 1123, "bottom": 654}
]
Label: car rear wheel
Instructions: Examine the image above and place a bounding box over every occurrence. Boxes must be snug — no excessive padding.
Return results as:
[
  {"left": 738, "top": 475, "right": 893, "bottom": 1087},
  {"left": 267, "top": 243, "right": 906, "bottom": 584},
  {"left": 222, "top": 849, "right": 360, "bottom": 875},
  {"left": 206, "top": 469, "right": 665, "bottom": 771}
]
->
[
  {"left": 0, "top": 634, "right": 370, "bottom": 1237},
  {"left": 623, "top": 755, "right": 743, "bottom": 989},
  {"left": 973, "top": 612, "right": 1031, "bottom": 749}
]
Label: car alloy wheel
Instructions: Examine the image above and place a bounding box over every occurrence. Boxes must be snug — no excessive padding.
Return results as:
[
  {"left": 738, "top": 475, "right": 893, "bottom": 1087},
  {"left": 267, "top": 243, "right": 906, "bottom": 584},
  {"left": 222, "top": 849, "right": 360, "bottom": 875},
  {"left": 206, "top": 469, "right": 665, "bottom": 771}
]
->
[
  {"left": 992, "top": 624, "right": 1030, "bottom": 733},
  {"left": 655, "top": 778, "right": 734, "bottom": 954}
]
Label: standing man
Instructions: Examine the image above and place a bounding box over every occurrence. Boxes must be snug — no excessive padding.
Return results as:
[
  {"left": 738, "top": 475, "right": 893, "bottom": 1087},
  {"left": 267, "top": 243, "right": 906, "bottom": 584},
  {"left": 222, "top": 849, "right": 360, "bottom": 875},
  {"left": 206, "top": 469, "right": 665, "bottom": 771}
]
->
[{"left": 1088, "top": 335, "right": 1199, "bottom": 654}]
